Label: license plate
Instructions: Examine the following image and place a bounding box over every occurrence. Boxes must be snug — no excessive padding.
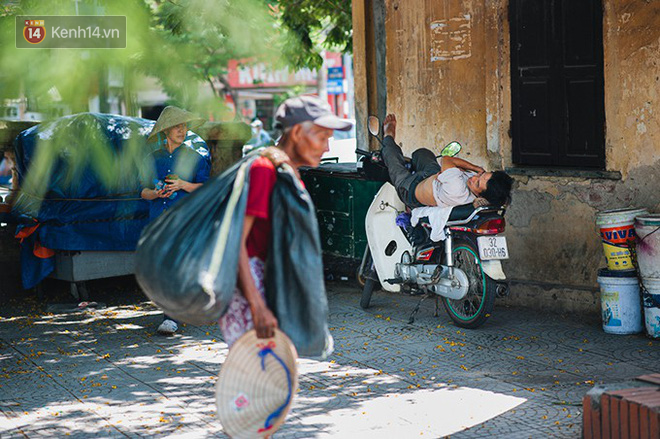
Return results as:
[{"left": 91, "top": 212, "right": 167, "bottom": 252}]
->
[{"left": 477, "top": 236, "right": 509, "bottom": 260}]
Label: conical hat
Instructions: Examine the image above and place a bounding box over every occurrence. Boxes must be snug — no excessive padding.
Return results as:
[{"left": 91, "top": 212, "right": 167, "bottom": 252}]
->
[
  {"left": 147, "top": 106, "right": 205, "bottom": 142},
  {"left": 216, "top": 329, "right": 298, "bottom": 439}
]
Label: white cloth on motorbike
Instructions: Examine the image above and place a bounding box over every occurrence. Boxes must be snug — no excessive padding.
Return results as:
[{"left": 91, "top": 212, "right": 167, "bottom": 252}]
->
[
  {"left": 412, "top": 168, "right": 477, "bottom": 241},
  {"left": 431, "top": 168, "right": 476, "bottom": 208},
  {"left": 410, "top": 206, "right": 453, "bottom": 241}
]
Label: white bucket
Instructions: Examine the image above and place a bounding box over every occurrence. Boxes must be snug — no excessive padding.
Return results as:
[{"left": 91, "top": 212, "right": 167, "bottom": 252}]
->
[
  {"left": 634, "top": 214, "right": 660, "bottom": 279},
  {"left": 596, "top": 208, "right": 648, "bottom": 271},
  {"left": 596, "top": 269, "right": 643, "bottom": 334},
  {"left": 641, "top": 277, "right": 660, "bottom": 339}
]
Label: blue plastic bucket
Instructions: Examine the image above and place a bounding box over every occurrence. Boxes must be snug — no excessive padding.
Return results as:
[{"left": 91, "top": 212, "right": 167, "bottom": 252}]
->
[{"left": 596, "top": 269, "right": 643, "bottom": 334}]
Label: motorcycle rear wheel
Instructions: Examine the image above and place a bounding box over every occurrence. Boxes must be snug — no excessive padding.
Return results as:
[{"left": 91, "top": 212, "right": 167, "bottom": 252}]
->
[
  {"left": 442, "top": 239, "right": 496, "bottom": 329},
  {"left": 356, "top": 245, "right": 371, "bottom": 287},
  {"left": 361, "top": 277, "right": 377, "bottom": 309},
  {"left": 360, "top": 250, "right": 379, "bottom": 309}
]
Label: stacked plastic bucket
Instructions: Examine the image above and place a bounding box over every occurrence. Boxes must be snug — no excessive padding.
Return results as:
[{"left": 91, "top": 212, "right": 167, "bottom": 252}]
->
[
  {"left": 596, "top": 208, "right": 660, "bottom": 338},
  {"left": 635, "top": 213, "right": 660, "bottom": 338}
]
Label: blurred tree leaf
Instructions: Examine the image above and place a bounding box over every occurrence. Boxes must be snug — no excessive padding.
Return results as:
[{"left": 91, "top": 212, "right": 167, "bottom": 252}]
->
[
  {"left": 145, "top": 0, "right": 283, "bottom": 118},
  {"left": 0, "top": 0, "right": 281, "bottom": 198},
  {"left": 0, "top": 0, "right": 284, "bottom": 119},
  {"left": 0, "top": 0, "right": 158, "bottom": 115},
  {"left": 0, "top": 0, "right": 353, "bottom": 116},
  {"left": 0, "top": 0, "right": 352, "bottom": 200},
  {"left": 269, "top": 0, "right": 352, "bottom": 70}
]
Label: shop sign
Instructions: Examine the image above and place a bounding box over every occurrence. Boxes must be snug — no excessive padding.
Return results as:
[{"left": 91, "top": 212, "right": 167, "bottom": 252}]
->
[
  {"left": 227, "top": 60, "right": 317, "bottom": 88},
  {"left": 327, "top": 79, "right": 344, "bottom": 95},
  {"left": 327, "top": 67, "right": 344, "bottom": 80}
]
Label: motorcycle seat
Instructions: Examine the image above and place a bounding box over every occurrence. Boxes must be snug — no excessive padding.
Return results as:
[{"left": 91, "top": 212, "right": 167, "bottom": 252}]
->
[
  {"left": 416, "top": 203, "right": 503, "bottom": 229},
  {"left": 415, "top": 204, "right": 475, "bottom": 228},
  {"left": 448, "top": 203, "right": 476, "bottom": 221}
]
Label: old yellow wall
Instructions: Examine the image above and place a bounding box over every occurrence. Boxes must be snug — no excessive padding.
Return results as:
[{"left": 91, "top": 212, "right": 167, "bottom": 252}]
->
[
  {"left": 384, "top": 0, "right": 491, "bottom": 165},
  {"left": 603, "top": 1, "right": 660, "bottom": 176},
  {"left": 375, "top": 0, "right": 660, "bottom": 313},
  {"left": 505, "top": 0, "right": 660, "bottom": 312}
]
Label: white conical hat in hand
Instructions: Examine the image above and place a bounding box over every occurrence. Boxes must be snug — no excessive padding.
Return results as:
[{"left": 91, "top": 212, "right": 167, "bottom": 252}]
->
[{"left": 216, "top": 329, "right": 298, "bottom": 439}]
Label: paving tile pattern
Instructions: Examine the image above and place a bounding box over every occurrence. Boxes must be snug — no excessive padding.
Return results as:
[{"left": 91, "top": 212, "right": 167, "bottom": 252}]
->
[{"left": 0, "top": 282, "right": 658, "bottom": 438}]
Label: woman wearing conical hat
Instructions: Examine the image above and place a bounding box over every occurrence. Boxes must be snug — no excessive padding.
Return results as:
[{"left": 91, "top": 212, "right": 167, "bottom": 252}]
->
[{"left": 141, "top": 106, "right": 211, "bottom": 335}]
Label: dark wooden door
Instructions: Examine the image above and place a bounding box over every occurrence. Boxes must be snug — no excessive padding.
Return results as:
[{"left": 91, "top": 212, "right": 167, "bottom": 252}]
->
[{"left": 510, "top": 0, "right": 605, "bottom": 168}]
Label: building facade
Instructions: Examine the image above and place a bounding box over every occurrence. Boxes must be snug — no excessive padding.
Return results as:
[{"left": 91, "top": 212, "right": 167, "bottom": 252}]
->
[
  {"left": 226, "top": 52, "right": 354, "bottom": 131},
  {"left": 353, "top": 0, "right": 660, "bottom": 313}
]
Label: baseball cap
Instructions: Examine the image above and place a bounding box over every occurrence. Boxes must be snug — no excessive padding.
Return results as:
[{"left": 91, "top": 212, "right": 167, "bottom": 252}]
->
[{"left": 274, "top": 95, "right": 353, "bottom": 131}]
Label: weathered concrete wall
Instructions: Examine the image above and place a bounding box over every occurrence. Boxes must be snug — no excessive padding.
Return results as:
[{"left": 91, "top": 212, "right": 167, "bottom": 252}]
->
[
  {"left": 603, "top": 1, "right": 660, "bottom": 177},
  {"left": 372, "top": 0, "right": 660, "bottom": 314},
  {"left": 384, "top": 0, "right": 491, "bottom": 165},
  {"left": 501, "top": 1, "right": 660, "bottom": 313}
]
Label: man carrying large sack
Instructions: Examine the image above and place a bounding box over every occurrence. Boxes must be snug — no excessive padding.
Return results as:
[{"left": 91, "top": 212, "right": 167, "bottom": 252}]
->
[
  {"left": 135, "top": 95, "right": 350, "bottom": 359},
  {"left": 218, "top": 96, "right": 352, "bottom": 347}
]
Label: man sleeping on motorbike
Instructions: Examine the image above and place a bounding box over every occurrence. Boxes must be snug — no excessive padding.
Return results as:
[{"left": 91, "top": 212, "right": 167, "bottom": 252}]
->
[{"left": 380, "top": 113, "right": 513, "bottom": 211}]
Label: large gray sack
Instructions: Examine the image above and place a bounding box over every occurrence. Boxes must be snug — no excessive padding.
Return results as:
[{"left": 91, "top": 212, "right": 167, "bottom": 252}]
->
[
  {"left": 135, "top": 156, "right": 255, "bottom": 325},
  {"left": 267, "top": 164, "right": 333, "bottom": 359}
]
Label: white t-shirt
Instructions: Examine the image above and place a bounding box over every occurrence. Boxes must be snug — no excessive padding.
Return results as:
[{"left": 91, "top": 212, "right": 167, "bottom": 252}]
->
[{"left": 431, "top": 167, "right": 476, "bottom": 208}]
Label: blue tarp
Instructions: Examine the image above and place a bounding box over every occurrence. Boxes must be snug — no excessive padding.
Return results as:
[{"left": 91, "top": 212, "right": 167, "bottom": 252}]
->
[{"left": 12, "top": 113, "right": 210, "bottom": 289}]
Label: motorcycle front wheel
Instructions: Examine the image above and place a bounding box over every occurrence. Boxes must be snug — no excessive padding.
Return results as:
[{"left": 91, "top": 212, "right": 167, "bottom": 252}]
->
[{"left": 442, "top": 239, "right": 496, "bottom": 329}]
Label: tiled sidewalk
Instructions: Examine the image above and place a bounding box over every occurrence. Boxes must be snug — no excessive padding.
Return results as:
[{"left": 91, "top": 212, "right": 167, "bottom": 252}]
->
[{"left": 0, "top": 281, "right": 657, "bottom": 438}]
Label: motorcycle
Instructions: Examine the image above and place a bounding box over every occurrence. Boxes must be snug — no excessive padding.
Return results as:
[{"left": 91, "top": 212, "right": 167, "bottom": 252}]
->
[{"left": 356, "top": 116, "right": 509, "bottom": 329}]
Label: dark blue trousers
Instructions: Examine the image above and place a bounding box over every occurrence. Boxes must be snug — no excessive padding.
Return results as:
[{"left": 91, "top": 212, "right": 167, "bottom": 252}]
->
[{"left": 380, "top": 136, "right": 441, "bottom": 208}]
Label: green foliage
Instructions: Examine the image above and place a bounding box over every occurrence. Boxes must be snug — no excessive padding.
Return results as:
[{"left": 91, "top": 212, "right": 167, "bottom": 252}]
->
[
  {"left": 272, "top": 84, "right": 308, "bottom": 110},
  {"left": 147, "top": 0, "right": 281, "bottom": 117},
  {"left": 270, "top": 0, "right": 353, "bottom": 70},
  {"left": 0, "top": 0, "right": 286, "bottom": 119},
  {"left": 0, "top": 0, "right": 353, "bottom": 116},
  {"left": 0, "top": 0, "right": 353, "bottom": 202},
  {"left": 0, "top": 1, "right": 157, "bottom": 202},
  {"left": 0, "top": 0, "right": 278, "bottom": 200},
  {"left": 0, "top": 0, "right": 157, "bottom": 115}
]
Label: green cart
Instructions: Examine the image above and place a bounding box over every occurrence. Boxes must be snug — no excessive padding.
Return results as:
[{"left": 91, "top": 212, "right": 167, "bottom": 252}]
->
[{"left": 300, "top": 163, "right": 382, "bottom": 278}]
